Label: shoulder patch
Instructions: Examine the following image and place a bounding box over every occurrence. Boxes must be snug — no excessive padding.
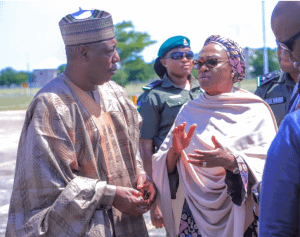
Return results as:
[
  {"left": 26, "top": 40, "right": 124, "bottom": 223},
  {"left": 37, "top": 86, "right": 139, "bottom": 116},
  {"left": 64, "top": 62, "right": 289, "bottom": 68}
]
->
[
  {"left": 142, "top": 79, "right": 163, "bottom": 91},
  {"left": 257, "top": 70, "right": 281, "bottom": 87}
]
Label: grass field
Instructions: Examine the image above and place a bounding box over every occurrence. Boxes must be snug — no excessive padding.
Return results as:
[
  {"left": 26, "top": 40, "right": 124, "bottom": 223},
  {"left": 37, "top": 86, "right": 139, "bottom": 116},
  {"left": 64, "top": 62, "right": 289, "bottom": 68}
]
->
[
  {"left": 0, "top": 88, "right": 40, "bottom": 111},
  {"left": 0, "top": 78, "right": 257, "bottom": 111}
]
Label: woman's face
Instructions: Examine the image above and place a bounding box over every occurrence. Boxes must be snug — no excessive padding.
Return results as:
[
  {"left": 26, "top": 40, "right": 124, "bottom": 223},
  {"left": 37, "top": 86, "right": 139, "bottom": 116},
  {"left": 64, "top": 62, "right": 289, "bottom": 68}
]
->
[
  {"left": 197, "top": 43, "right": 233, "bottom": 96},
  {"left": 161, "top": 47, "right": 193, "bottom": 78}
]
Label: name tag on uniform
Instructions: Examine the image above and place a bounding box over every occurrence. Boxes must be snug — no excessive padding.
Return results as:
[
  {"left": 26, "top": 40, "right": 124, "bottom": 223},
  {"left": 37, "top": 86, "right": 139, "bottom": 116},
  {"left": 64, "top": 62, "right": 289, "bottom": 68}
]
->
[
  {"left": 265, "top": 97, "right": 285, "bottom": 105},
  {"left": 169, "top": 95, "right": 182, "bottom": 99}
]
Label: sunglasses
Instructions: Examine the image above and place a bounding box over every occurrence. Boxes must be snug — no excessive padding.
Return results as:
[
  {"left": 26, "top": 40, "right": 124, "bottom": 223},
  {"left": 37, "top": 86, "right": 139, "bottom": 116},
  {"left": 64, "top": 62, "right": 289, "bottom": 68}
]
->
[
  {"left": 164, "top": 51, "right": 194, "bottom": 60},
  {"left": 194, "top": 58, "right": 228, "bottom": 70},
  {"left": 276, "top": 30, "right": 300, "bottom": 52}
]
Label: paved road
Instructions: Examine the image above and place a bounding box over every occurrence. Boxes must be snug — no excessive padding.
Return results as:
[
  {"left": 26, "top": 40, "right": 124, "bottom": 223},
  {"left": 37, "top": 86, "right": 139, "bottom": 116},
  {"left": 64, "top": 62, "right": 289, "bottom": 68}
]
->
[{"left": 0, "top": 110, "right": 167, "bottom": 236}]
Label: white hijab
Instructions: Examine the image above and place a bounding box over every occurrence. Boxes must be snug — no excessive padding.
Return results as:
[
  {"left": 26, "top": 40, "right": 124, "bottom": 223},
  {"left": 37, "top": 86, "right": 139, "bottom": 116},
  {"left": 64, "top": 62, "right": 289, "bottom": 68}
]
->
[{"left": 152, "top": 88, "right": 277, "bottom": 237}]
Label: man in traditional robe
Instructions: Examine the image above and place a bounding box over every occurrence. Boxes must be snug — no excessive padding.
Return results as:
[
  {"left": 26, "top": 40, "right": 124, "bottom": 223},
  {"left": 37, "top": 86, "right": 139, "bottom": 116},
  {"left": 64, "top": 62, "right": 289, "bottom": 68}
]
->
[{"left": 5, "top": 9, "right": 155, "bottom": 237}]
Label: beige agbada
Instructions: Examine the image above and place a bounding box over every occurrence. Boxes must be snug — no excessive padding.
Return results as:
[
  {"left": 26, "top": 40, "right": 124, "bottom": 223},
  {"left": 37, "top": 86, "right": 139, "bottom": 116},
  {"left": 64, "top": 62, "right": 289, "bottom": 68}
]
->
[
  {"left": 153, "top": 87, "right": 277, "bottom": 237},
  {"left": 6, "top": 74, "right": 148, "bottom": 237}
]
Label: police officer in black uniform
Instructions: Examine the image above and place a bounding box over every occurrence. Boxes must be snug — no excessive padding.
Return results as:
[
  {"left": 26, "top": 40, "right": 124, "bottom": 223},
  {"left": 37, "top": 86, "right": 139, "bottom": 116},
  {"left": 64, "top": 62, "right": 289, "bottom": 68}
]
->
[
  {"left": 138, "top": 36, "right": 201, "bottom": 231},
  {"left": 255, "top": 45, "right": 299, "bottom": 126}
]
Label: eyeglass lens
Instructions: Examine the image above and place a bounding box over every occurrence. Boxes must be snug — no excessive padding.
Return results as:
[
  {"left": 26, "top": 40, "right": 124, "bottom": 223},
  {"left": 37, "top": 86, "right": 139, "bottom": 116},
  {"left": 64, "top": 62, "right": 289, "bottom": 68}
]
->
[
  {"left": 276, "top": 30, "right": 300, "bottom": 52},
  {"left": 276, "top": 40, "right": 292, "bottom": 52},
  {"left": 194, "top": 59, "right": 219, "bottom": 69},
  {"left": 169, "top": 51, "right": 194, "bottom": 60}
]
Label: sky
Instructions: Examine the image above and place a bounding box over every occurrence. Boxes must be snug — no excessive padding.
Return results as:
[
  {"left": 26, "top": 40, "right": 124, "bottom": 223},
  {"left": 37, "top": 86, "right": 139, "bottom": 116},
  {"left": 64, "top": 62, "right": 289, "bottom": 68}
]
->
[{"left": 0, "top": 0, "right": 279, "bottom": 71}]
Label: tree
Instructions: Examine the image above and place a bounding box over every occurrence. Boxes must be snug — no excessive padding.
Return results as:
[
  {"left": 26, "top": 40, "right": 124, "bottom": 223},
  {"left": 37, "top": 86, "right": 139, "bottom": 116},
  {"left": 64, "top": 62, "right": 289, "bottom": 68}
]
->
[
  {"left": 58, "top": 64, "right": 66, "bottom": 74},
  {"left": 124, "top": 58, "right": 156, "bottom": 82},
  {"left": 0, "top": 67, "right": 17, "bottom": 86},
  {"left": 112, "top": 21, "right": 157, "bottom": 85},
  {"left": 15, "top": 72, "right": 29, "bottom": 85},
  {"left": 115, "top": 21, "right": 156, "bottom": 64},
  {"left": 250, "top": 48, "right": 280, "bottom": 77},
  {"left": 0, "top": 67, "right": 35, "bottom": 86}
]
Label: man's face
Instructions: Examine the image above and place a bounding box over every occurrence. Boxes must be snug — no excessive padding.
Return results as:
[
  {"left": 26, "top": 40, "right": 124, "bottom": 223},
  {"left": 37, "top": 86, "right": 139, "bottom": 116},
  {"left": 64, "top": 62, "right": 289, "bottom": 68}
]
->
[
  {"left": 86, "top": 38, "right": 120, "bottom": 86},
  {"left": 277, "top": 46, "right": 299, "bottom": 74},
  {"left": 271, "top": 4, "right": 300, "bottom": 66}
]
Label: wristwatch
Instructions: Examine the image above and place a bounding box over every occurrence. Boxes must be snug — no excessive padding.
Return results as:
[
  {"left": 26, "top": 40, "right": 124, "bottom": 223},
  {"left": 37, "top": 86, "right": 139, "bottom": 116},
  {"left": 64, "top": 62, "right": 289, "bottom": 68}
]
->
[
  {"left": 230, "top": 153, "right": 240, "bottom": 174},
  {"left": 252, "top": 181, "right": 261, "bottom": 205}
]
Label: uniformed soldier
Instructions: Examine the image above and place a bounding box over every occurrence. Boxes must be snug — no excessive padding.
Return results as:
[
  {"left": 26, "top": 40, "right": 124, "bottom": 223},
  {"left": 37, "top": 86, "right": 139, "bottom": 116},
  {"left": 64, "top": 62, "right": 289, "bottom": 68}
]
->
[
  {"left": 255, "top": 45, "right": 299, "bottom": 126},
  {"left": 138, "top": 36, "right": 202, "bottom": 231}
]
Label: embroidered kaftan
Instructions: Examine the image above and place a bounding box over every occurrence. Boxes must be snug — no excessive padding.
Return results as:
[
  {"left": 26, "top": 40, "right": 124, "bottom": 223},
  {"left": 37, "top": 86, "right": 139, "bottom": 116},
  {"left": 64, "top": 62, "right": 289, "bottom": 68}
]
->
[{"left": 6, "top": 74, "right": 148, "bottom": 237}]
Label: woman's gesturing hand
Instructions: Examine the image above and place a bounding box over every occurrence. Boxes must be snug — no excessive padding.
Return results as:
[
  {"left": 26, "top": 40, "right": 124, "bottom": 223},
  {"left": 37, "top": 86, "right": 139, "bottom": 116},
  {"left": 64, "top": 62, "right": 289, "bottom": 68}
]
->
[
  {"left": 172, "top": 122, "right": 197, "bottom": 154},
  {"left": 187, "top": 135, "right": 237, "bottom": 171},
  {"left": 166, "top": 123, "right": 197, "bottom": 173}
]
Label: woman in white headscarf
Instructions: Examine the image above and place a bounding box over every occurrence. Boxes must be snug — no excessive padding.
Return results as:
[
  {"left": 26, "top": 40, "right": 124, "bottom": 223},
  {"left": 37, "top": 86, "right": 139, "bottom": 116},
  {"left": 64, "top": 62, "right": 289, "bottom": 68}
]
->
[{"left": 152, "top": 35, "right": 278, "bottom": 237}]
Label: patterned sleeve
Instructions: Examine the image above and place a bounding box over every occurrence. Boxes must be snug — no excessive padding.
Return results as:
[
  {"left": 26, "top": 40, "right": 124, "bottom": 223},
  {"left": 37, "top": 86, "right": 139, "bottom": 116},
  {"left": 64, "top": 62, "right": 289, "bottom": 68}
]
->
[
  {"left": 135, "top": 147, "right": 146, "bottom": 176},
  {"left": 107, "top": 81, "right": 146, "bottom": 177},
  {"left": 225, "top": 156, "right": 248, "bottom": 206}
]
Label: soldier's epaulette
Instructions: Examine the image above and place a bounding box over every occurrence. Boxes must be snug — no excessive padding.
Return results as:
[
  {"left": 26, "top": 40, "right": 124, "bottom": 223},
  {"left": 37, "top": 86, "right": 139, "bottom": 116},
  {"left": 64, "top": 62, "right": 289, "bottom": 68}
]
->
[
  {"left": 142, "top": 79, "right": 163, "bottom": 91},
  {"left": 257, "top": 70, "right": 281, "bottom": 87}
]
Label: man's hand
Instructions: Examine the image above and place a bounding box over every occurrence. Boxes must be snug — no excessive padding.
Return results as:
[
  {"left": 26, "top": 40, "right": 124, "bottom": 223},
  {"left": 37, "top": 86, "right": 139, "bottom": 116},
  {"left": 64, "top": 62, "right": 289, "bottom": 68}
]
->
[
  {"left": 150, "top": 201, "right": 165, "bottom": 228},
  {"left": 112, "top": 186, "right": 149, "bottom": 216},
  {"left": 137, "top": 174, "right": 157, "bottom": 206}
]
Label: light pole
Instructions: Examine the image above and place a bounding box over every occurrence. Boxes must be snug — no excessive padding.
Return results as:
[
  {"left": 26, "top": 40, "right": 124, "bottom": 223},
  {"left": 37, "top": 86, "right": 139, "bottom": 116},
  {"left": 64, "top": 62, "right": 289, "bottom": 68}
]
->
[{"left": 262, "top": 1, "right": 269, "bottom": 74}]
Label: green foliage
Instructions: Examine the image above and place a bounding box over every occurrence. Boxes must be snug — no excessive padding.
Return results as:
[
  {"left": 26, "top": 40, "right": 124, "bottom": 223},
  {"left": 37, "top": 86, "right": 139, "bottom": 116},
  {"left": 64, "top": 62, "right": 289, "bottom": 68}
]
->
[
  {"left": 124, "top": 58, "right": 155, "bottom": 82},
  {"left": 0, "top": 67, "right": 16, "bottom": 86},
  {"left": 111, "top": 68, "right": 129, "bottom": 86},
  {"left": 250, "top": 48, "right": 280, "bottom": 77},
  {"left": 58, "top": 64, "right": 67, "bottom": 74},
  {"left": 191, "top": 68, "right": 198, "bottom": 78},
  {"left": 112, "top": 21, "right": 157, "bottom": 86},
  {"left": 0, "top": 67, "right": 32, "bottom": 86},
  {"left": 115, "top": 21, "right": 156, "bottom": 64},
  {"left": 15, "top": 72, "right": 29, "bottom": 85}
]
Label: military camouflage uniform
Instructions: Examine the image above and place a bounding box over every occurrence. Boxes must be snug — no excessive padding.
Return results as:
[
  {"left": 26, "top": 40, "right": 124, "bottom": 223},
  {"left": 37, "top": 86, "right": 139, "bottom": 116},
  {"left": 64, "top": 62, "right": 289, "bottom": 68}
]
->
[
  {"left": 255, "top": 70, "right": 296, "bottom": 126},
  {"left": 138, "top": 74, "right": 201, "bottom": 151}
]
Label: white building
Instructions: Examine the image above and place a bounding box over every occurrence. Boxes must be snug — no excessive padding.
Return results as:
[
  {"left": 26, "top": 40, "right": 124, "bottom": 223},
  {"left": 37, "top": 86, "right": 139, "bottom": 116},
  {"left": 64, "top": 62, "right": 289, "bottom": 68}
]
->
[{"left": 33, "top": 69, "right": 60, "bottom": 87}]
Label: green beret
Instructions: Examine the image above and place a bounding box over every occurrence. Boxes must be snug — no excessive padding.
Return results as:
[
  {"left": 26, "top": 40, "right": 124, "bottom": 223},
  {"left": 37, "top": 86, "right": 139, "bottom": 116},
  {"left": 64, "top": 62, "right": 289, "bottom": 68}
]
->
[{"left": 158, "top": 36, "right": 191, "bottom": 57}]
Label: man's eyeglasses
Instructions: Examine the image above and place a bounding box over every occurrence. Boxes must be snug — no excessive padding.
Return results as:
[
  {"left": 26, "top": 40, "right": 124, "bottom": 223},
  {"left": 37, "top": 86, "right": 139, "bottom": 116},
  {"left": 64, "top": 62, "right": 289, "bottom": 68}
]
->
[
  {"left": 194, "top": 58, "right": 228, "bottom": 70},
  {"left": 276, "top": 30, "right": 300, "bottom": 52},
  {"left": 164, "top": 51, "right": 194, "bottom": 60}
]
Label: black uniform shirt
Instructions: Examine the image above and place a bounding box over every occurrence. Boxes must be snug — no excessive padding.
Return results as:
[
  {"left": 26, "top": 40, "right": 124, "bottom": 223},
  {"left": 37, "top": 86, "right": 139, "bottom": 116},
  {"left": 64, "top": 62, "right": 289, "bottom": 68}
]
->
[
  {"left": 255, "top": 70, "right": 296, "bottom": 126},
  {"left": 139, "top": 74, "right": 202, "bottom": 150}
]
